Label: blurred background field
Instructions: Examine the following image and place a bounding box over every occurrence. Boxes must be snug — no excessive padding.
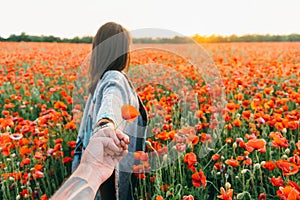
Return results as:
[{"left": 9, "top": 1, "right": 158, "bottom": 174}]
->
[{"left": 0, "top": 42, "right": 299, "bottom": 199}]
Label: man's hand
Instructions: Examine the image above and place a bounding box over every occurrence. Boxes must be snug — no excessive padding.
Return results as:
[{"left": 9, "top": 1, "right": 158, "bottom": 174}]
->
[
  {"left": 51, "top": 127, "right": 130, "bottom": 200},
  {"left": 81, "top": 126, "right": 130, "bottom": 182}
]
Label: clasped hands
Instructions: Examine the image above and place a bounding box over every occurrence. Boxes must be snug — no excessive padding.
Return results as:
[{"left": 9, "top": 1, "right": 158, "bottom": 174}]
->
[{"left": 81, "top": 125, "right": 130, "bottom": 182}]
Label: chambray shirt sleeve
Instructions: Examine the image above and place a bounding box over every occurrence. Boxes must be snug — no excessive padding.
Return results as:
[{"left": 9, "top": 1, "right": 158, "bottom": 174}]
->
[{"left": 94, "top": 75, "right": 129, "bottom": 129}]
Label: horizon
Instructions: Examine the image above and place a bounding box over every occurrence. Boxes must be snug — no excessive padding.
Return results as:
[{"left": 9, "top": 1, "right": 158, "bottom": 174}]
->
[
  {"left": 1, "top": 0, "right": 300, "bottom": 39},
  {"left": 1, "top": 32, "right": 300, "bottom": 40}
]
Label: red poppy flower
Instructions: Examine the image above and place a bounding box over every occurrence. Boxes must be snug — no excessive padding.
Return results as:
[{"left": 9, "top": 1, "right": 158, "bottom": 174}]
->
[
  {"left": 20, "top": 146, "right": 32, "bottom": 157},
  {"left": 288, "top": 180, "right": 300, "bottom": 192},
  {"left": 225, "top": 157, "right": 239, "bottom": 167},
  {"left": 155, "top": 131, "right": 170, "bottom": 141},
  {"left": 121, "top": 104, "right": 140, "bottom": 122},
  {"left": 20, "top": 158, "right": 31, "bottom": 167},
  {"left": 232, "top": 118, "right": 242, "bottom": 127},
  {"left": 34, "top": 152, "right": 43, "bottom": 160},
  {"left": 20, "top": 189, "right": 29, "bottom": 198},
  {"left": 269, "top": 176, "right": 284, "bottom": 187},
  {"left": 67, "top": 141, "right": 77, "bottom": 149},
  {"left": 245, "top": 138, "right": 266, "bottom": 153},
  {"left": 40, "top": 194, "right": 48, "bottom": 200},
  {"left": 187, "top": 134, "right": 199, "bottom": 145},
  {"left": 179, "top": 126, "right": 196, "bottom": 135},
  {"left": 288, "top": 154, "right": 300, "bottom": 166},
  {"left": 242, "top": 100, "right": 250, "bottom": 108},
  {"left": 269, "top": 132, "right": 289, "bottom": 148},
  {"left": 54, "top": 143, "right": 62, "bottom": 151},
  {"left": 275, "top": 122, "right": 284, "bottom": 131},
  {"left": 242, "top": 110, "right": 251, "bottom": 120},
  {"left": 160, "top": 184, "right": 170, "bottom": 192},
  {"left": 200, "top": 133, "right": 212, "bottom": 143},
  {"left": 195, "top": 110, "right": 205, "bottom": 119},
  {"left": 296, "top": 140, "right": 300, "bottom": 150},
  {"left": 264, "top": 87, "right": 273, "bottom": 95},
  {"left": 54, "top": 101, "right": 67, "bottom": 110},
  {"left": 132, "top": 165, "right": 146, "bottom": 179},
  {"left": 156, "top": 195, "right": 164, "bottom": 200},
  {"left": 243, "top": 158, "right": 252, "bottom": 165},
  {"left": 288, "top": 121, "right": 298, "bottom": 130},
  {"left": 176, "top": 143, "right": 186, "bottom": 152},
  {"left": 212, "top": 153, "right": 220, "bottom": 161},
  {"left": 245, "top": 133, "right": 256, "bottom": 140},
  {"left": 227, "top": 103, "right": 238, "bottom": 113},
  {"left": 150, "top": 175, "right": 156, "bottom": 182},
  {"left": 183, "top": 152, "right": 197, "bottom": 172},
  {"left": 262, "top": 161, "right": 276, "bottom": 170},
  {"left": 258, "top": 193, "right": 266, "bottom": 200},
  {"left": 62, "top": 157, "right": 73, "bottom": 164},
  {"left": 191, "top": 169, "right": 206, "bottom": 188},
  {"left": 214, "top": 162, "right": 224, "bottom": 171},
  {"left": 65, "top": 121, "right": 76, "bottom": 130},
  {"left": 217, "top": 187, "right": 233, "bottom": 200},
  {"left": 236, "top": 156, "right": 245, "bottom": 161},
  {"left": 134, "top": 151, "right": 148, "bottom": 161},
  {"left": 277, "top": 185, "right": 300, "bottom": 200},
  {"left": 234, "top": 93, "right": 244, "bottom": 101},
  {"left": 55, "top": 138, "right": 63, "bottom": 144},
  {"left": 182, "top": 195, "right": 194, "bottom": 200},
  {"left": 276, "top": 160, "right": 299, "bottom": 176},
  {"left": 34, "top": 164, "right": 43, "bottom": 171},
  {"left": 225, "top": 137, "right": 234, "bottom": 143}
]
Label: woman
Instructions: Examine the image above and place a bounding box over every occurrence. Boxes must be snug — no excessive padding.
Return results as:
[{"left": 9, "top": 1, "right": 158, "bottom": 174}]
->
[{"left": 72, "top": 22, "right": 148, "bottom": 200}]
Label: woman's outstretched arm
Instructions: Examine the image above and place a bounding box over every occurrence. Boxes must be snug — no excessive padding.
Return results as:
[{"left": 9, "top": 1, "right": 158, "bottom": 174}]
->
[{"left": 51, "top": 127, "right": 129, "bottom": 200}]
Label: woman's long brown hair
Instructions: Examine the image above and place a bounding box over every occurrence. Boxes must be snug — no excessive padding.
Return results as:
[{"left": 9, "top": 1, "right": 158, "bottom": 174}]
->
[{"left": 88, "top": 22, "right": 130, "bottom": 95}]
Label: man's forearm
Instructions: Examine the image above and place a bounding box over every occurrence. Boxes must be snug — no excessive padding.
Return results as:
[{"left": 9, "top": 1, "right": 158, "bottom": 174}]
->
[{"left": 51, "top": 163, "right": 103, "bottom": 200}]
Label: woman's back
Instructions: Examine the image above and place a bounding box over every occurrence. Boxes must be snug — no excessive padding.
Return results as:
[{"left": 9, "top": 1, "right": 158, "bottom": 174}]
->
[{"left": 73, "top": 70, "right": 147, "bottom": 200}]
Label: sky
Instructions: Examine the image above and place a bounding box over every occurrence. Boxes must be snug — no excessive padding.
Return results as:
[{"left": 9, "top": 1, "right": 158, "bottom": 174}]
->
[{"left": 1, "top": 0, "right": 300, "bottom": 38}]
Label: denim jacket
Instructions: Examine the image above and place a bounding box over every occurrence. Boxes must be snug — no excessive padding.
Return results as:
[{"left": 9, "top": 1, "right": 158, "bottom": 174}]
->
[{"left": 72, "top": 70, "right": 148, "bottom": 200}]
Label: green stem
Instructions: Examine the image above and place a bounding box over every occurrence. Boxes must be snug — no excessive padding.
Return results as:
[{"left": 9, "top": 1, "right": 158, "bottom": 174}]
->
[
  {"left": 206, "top": 180, "right": 220, "bottom": 192},
  {"left": 203, "top": 143, "right": 227, "bottom": 171},
  {"left": 178, "top": 154, "right": 183, "bottom": 185}
]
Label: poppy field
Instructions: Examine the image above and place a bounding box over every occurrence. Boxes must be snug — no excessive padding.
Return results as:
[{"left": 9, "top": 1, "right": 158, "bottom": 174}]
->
[{"left": 0, "top": 42, "right": 300, "bottom": 199}]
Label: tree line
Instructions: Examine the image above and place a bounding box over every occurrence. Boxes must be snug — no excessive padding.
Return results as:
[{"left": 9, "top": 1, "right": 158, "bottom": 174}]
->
[
  {"left": 0, "top": 32, "right": 93, "bottom": 43},
  {"left": 1, "top": 32, "right": 300, "bottom": 43}
]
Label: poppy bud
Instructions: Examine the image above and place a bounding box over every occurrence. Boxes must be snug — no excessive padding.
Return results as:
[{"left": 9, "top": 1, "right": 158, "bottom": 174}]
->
[
  {"left": 284, "top": 148, "right": 290, "bottom": 154},
  {"left": 225, "top": 173, "right": 229, "bottom": 179},
  {"left": 163, "top": 154, "right": 168, "bottom": 162},
  {"left": 6, "top": 126, "right": 11, "bottom": 133},
  {"left": 232, "top": 142, "right": 237, "bottom": 149},
  {"left": 237, "top": 192, "right": 245, "bottom": 199},
  {"left": 254, "top": 163, "right": 261, "bottom": 170},
  {"left": 282, "top": 128, "right": 287, "bottom": 134},
  {"left": 225, "top": 182, "right": 231, "bottom": 190},
  {"left": 145, "top": 141, "right": 152, "bottom": 147}
]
